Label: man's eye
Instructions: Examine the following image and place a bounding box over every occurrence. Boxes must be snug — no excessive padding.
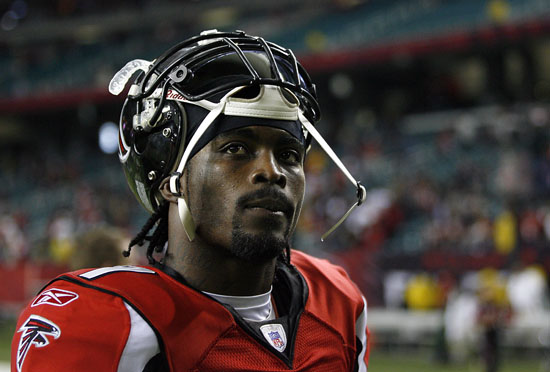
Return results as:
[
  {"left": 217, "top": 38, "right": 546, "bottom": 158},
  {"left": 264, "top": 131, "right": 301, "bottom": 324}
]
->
[
  {"left": 223, "top": 144, "right": 247, "bottom": 155},
  {"left": 280, "top": 150, "right": 301, "bottom": 163}
]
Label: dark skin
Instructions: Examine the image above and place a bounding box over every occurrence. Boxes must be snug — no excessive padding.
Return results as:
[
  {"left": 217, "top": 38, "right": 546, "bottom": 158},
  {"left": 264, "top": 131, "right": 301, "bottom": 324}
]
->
[{"left": 159, "top": 126, "right": 306, "bottom": 296}]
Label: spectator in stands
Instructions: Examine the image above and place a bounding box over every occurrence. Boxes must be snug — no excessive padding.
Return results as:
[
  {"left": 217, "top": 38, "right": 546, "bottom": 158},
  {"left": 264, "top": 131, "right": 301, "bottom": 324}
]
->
[
  {"left": 507, "top": 264, "right": 549, "bottom": 315},
  {"left": 47, "top": 209, "right": 75, "bottom": 265},
  {"left": 476, "top": 269, "right": 512, "bottom": 372},
  {"left": 444, "top": 284, "right": 478, "bottom": 364},
  {"left": 0, "top": 214, "right": 27, "bottom": 264},
  {"left": 70, "top": 227, "right": 130, "bottom": 270}
]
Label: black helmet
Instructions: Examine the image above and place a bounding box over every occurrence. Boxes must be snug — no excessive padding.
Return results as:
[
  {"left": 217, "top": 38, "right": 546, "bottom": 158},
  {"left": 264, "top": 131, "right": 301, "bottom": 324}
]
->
[{"left": 110, "top": 30, "right": 320, "bottom": 214}]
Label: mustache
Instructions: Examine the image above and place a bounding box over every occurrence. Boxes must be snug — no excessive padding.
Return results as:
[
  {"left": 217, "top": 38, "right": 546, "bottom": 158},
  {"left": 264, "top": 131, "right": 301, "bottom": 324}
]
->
[{"left": 236, "top": 188, "right": 294, "bottom": 217}]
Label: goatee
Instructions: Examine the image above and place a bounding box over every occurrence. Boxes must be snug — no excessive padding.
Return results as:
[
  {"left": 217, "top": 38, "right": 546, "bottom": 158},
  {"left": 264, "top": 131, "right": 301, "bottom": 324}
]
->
[{"left": 230, "top": 229, "right": 288, "bottom": 263}]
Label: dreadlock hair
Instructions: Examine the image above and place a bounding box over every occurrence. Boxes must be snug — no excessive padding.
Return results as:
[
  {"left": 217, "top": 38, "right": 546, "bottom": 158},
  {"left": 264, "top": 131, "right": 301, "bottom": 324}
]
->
[
  {"left": 281, "top": 246, "right": 291, "bottom": 265},
  {"left": 124, "top": 202, "right": 170, "bottom": 264}
]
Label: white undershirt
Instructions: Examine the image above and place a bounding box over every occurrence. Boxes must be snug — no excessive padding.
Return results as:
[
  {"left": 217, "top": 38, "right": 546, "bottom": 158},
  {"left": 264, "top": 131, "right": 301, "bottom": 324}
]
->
[{"left": 203, "top": 286, "right": 275, "bottom": 322}]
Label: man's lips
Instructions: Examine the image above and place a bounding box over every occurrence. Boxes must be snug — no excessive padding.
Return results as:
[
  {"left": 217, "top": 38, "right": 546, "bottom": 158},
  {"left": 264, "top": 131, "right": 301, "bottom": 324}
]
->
[
  {"left": 237, "top": 188, "right": 295, "bottom": 221},
  {"left": 244, "top": 198, "right": 292, "bottom": 217}
]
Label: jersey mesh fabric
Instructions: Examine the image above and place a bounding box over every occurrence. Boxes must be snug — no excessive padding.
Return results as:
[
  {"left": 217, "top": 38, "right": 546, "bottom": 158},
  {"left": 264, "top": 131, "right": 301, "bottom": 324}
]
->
[
  {"left": 195, "top": 313, "right": 349, "bottom": 371},
  {"left": 292, "top": 312, "right": 351, "bottom": 371},
  {"left": 195, "top": 326, "right": 287, "bottom": 371}
]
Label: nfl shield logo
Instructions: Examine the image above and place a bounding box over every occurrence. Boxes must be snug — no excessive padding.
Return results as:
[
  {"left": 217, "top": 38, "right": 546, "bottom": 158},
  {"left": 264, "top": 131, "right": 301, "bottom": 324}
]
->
[
  {"left": 260, "top": 324, "right": 287, "bottom": 352},
  {"left": 269, "top": 331, "right": 284, "bottom": 348}
]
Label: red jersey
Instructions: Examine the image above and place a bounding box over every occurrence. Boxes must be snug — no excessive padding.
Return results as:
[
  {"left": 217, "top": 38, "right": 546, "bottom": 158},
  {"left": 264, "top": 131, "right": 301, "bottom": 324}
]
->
[{"left": 12, "top": 250, "right": 369, "bottom": 371}]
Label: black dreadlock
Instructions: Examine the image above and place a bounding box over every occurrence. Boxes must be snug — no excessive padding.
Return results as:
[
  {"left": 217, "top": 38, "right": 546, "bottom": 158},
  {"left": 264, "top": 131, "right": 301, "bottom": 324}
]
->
[
  {"left": 124, "top": 202, "right": 169, "bottom": 264},
  {"left": 283, "top": 246, "right": 291, "bottom": 265}
]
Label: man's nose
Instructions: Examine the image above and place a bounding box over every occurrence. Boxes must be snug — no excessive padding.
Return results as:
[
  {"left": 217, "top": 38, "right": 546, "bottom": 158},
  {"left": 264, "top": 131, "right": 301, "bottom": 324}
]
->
[{"left": 249, "top": 150, "right": 286, "bottom": 188}]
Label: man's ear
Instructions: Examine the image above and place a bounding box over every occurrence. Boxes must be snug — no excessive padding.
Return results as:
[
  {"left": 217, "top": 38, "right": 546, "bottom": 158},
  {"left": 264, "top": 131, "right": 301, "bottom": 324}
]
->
[{"left": 158, "top": 177, "right": 179, "bottom": 204}]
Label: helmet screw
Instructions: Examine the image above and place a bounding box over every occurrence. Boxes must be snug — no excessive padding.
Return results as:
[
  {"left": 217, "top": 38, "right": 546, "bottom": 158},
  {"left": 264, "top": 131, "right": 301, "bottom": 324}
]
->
[
  {"left": 148, "top": 171, "right": 157, "bottom": 181},
  {"left": 162, "top": 128, "right": 172, "bottom": 137},
  {"left": 169, "top": 65, "right": 188, "bottom": 83}
]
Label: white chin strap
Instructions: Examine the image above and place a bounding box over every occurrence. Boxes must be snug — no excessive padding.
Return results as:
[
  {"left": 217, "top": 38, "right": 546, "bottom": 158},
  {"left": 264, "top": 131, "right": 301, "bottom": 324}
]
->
[
  {"left": 177, "top": 197, "right": 196, "bottom": 241},
  {"left": 168, "top": 85, "right": 248, "bottom": 241},
  {"left": 167, "top": 84, "right": 366, "bottom": 242},
  {"left": 298, "top": 112, "right": 367, "bottom": 241}
]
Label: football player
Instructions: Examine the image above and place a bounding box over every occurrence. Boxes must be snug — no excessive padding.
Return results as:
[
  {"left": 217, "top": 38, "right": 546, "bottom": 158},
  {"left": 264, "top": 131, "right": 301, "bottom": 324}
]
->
[{"left": 12, "top": 30, "right": 369, "bottom": 371}]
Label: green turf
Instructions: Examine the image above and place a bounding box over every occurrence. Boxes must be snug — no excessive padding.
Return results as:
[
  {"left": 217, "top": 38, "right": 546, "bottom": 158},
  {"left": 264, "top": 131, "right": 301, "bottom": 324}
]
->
[
  {"left": 369, "top": 349, "right": 547, "bottom": 372},
  {"left": 0, "top": 319, "right": 15, "bottom": 362}
]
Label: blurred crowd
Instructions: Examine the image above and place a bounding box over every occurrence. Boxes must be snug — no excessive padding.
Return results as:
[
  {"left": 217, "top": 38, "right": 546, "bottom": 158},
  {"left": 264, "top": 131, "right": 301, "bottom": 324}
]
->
[
  {"left": 0, "top": 4, "right": 548, "bottom": 371},
  {"left": 294, "top": 103, "right": 550, "bottom": 306},
  {"left": 0, "top": 137, "right": 141, "bottom": 267},
  {"left": 1, "top": 102, "right": 548, "bottom": 311}
]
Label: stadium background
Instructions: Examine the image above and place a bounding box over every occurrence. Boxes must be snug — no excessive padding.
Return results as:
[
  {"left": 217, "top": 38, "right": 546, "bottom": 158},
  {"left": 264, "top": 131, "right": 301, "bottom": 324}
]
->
[{"left": 0, "top": 0, "right": 549, "bottom": 371}]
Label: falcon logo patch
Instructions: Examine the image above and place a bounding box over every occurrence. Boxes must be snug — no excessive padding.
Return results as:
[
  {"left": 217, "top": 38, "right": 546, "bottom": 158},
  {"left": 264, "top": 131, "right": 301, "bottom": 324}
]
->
[
  {"left": 16, "top": 315, "right": 61, "bottom": 372},
  {"left": 260, "top": 324, "right": 287, "bottom": 352},
  {"left": 31, "top": 288, "right": 78, "bottom": 307}
]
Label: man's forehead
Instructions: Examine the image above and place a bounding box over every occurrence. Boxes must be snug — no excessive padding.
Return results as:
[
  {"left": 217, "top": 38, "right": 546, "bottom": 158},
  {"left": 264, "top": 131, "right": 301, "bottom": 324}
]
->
[{"left": 187, "top": 115, "right": 306, "bottom": 160}]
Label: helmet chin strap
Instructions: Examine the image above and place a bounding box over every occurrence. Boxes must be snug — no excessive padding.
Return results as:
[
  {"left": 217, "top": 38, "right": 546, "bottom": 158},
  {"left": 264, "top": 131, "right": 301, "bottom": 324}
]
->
[
  {"left": 298, "top": 112, "right": 367, "bottom": 241},
  {"left": 177, "top": 198, "right": 196, "bottom": 242},
  {"left": 169, "top": 86, "right": 247, "bottom": 241}
]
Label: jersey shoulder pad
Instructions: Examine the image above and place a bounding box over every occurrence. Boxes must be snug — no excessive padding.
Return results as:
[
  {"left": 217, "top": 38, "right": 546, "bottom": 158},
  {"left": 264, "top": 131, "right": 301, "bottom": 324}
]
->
[
  {"left": 290, "top": 249, "right": 365, "bottom": 337},
  {"left": 12, "top": 269, "right": 137, "bottom": 372},
  {"left": 291, "top": 250, "right": 363, "bottom": 304}
]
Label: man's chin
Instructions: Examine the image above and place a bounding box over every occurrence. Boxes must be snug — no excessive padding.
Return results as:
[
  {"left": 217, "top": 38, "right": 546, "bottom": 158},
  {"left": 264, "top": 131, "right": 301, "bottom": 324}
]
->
[{"left": 229, "top": 229, "right": 288, "bottom": 263}]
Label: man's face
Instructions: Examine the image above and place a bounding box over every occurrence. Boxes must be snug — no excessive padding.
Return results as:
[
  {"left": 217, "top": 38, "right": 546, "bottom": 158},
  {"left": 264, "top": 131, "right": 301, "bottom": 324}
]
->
[{"left": 184, "top": 125, "right": 306, "bottom": 262}]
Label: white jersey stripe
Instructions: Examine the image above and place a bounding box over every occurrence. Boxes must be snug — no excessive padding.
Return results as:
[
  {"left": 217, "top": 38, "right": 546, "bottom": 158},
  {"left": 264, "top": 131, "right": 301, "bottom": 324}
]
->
[
  {"left": 79, "top": 266, "right": 156, "bottom": 280},
  {"left": 355, "top": 296, "right": 368, "bottom": 372},
  {"left": 117, "top": 302, "right": 160, "bottom": 372}
]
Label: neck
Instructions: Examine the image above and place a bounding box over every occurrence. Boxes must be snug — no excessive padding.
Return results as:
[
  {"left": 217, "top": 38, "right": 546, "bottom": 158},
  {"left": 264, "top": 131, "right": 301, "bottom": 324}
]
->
[
  {"left": 164, "top": 206, "right": 277, "bottom": 296},
  {"left": 164, "top": 243, "right": 277, "bottom": 296}
]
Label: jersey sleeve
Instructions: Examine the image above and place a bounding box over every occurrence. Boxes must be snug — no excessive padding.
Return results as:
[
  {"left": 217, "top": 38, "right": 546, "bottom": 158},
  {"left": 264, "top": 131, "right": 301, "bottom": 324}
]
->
[{"left": 11, "top": 277, "right": 160, "bottom": 372}]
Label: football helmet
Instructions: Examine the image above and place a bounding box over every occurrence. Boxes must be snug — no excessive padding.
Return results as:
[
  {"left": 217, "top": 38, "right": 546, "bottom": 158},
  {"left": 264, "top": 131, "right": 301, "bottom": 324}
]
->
[{"left": 110, "top": 30, "right": 365, "bottom": 241}]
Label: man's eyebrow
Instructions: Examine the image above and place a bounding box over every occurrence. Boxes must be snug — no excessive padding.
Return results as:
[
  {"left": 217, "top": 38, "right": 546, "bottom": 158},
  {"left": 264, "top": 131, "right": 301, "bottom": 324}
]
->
[
  {"left": 215, "top": 127, "right": 259, "bottom": 141},
  {"left": 215, "top": 126, "right": 304, "bottom": 149},
  {"left": 276, "top": 134, "right": 304, "bottom": 150}
]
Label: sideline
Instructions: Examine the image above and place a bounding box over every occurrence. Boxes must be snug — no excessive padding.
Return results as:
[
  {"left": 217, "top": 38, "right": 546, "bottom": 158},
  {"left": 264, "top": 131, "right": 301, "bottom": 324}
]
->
[{"left": 0, "top": 362, "right": 8, "bottom": 371}]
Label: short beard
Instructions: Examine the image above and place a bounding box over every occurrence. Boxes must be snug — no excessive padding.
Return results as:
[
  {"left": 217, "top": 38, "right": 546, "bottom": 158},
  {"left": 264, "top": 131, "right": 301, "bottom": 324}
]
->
[
  {"left": 228, "top": 188, "right": 293, "bottom": 263},
  {"left": 230, "top": 229, "right": 289, "bottom": 263}
]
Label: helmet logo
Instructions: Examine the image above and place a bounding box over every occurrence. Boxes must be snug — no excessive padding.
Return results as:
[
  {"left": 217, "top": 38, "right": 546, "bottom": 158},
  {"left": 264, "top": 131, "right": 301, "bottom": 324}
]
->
[{"left": 166, "top": 89, "right": 188, "bottom": 102}]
